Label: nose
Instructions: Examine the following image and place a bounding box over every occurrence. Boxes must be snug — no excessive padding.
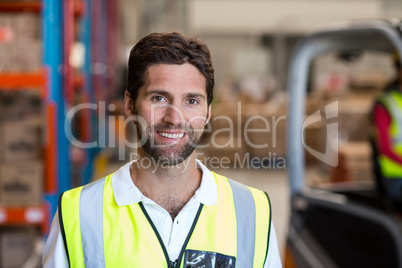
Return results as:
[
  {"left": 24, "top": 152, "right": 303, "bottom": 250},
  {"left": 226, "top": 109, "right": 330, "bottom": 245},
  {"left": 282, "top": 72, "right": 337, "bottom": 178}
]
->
[{"left": 162, "top": 105, "right": 184, "bottom": 126}]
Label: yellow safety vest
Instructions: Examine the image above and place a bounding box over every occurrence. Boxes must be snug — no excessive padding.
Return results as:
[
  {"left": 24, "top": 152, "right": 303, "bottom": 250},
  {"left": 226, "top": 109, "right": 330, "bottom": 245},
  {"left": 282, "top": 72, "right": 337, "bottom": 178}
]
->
[
  {"left": 58, "top": 172, "right": 271, "bottom": 268},
  {"left": 376, "top": 89, "right": 402, "bottom": 178}
]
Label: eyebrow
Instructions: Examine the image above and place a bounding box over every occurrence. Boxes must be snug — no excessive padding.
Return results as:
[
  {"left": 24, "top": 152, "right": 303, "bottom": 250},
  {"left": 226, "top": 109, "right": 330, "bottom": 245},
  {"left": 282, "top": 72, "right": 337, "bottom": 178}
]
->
[
  {"left": 185, "top": 93, "right": 206, "bottom": 100},
  {"left": 144, "top": 90, "right": 170, "bottom": 98},
  {"left": 145, "top": 90, "right": 206, "bottom": 100}
]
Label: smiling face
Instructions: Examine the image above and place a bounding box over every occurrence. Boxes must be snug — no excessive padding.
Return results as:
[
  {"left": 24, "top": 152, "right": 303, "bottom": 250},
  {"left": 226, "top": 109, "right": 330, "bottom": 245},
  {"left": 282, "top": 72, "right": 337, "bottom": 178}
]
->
[{"left": 125, "top": 63, "right": 211, "bottom": 166}]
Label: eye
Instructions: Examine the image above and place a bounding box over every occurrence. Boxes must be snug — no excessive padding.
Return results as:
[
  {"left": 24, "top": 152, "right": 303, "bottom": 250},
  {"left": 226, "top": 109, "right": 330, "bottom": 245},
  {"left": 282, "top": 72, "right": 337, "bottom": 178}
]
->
[
  {"left": 187, "top": 98, "right": 199, "bottom": 105},
  {"left": 151, "top": 95, "right": 166, "bottom": 102}
]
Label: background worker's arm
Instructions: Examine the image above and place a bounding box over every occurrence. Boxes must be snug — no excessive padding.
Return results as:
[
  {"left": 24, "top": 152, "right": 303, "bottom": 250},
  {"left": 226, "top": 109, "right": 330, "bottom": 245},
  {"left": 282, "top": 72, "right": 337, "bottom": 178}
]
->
[{"left": 373, "top": 104, "right": 402, "bottom": 165}]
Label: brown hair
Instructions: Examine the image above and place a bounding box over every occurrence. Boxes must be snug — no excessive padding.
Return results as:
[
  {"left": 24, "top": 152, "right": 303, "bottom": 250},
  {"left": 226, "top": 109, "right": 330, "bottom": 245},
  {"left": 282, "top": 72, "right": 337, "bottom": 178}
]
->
[{"left": 126, "top": 32, "right": 214, "bottom": 108}]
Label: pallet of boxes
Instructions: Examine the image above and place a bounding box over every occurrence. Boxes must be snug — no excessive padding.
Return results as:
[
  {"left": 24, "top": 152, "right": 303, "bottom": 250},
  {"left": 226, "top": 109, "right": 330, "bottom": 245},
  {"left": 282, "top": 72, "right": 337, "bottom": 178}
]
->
[
  {"left": 242, "top": 100, "right": 287, "bottom": 169},
  {"left": 304, "top": 67, "right": 382, "bottom": 186},
  {"left": 0, "top": 11, "right": 43, "bottom": 268},
  {"left": 202, "top": 102, "right": 246, "bottom": 168},
  {"left": 202, "top": 79, "right": 287, "bottom": 169}
]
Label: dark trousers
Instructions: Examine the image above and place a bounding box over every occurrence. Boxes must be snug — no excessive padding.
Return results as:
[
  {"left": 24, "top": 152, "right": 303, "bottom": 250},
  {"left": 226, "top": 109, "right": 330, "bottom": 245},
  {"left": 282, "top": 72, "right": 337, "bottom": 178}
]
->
[{"left": 383, "top": 178, "right": 402, "bottom": 211}]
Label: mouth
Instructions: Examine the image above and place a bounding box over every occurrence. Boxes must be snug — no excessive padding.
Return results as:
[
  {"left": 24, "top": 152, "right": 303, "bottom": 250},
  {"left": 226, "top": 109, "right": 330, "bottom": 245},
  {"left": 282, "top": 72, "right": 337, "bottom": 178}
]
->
[{"left": 157, "top": 131, "right": 185, "bottom": 139}]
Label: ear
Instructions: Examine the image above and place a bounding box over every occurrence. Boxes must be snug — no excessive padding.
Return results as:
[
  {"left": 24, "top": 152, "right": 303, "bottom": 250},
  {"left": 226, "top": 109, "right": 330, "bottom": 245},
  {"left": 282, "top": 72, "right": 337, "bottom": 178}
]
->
[
  {"left": 205, "top": 105, "right": 212, "bottom": 125},
  {"left": 124, "top": 90, "right": 134, "bottom": 116}
]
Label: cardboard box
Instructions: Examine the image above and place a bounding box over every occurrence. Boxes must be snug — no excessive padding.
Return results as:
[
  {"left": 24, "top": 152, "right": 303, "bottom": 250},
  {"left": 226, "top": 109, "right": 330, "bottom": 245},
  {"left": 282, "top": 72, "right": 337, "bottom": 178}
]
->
[
  {"left": 210, "top": 103, "right": 243, "bottom": 138},
  {"left": 0, "top": 227, "right": 36, "bottom": 268},
  {"left": 338, "top": 97, "right": 373, "bottom": 142},
  {"left": 0, "top": 13, "right": 41, "bottom": 72},
  {"left": 0, "top": 93, "right": 24, "bottom": 121},
  {"left": 10, "top": 40, "right": 42, "bottom": 72},
  {"left": 303, "top": 120, "right": 327, "bottom": 166},
  {"left": 0, "top": 120, "right": 42, "bottom": 161},
  {"left": 14, "top": 13, "right": 40, "bottom": 41},
  {"left": 0, "top": 15, "right": 14, "bottom": 43},
  {"left": 349, "top": 72, "right": 388, "bottom": 90},
  {"left": 338, "top": 142, "right": 373, "bottom": 182},
  {"left": 0, "top": 161, "right": 43, "bottom": 206},
  {"left": 0, "top": 44, "right": 11, "bottom": 71},
  {"left": 200, "top": 130, "right": 245, "bottom": 167},
  {"left": 0, "top": 92, "right": 42, "bottom": 121},
  {"left": 244, "top": 110, "right": 286, "bottom": 158}
]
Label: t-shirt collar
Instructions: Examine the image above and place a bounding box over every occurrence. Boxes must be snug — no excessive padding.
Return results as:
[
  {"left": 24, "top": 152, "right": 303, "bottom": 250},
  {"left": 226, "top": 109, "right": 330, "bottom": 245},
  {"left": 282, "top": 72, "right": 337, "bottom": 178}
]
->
[{"left": 112, "top": 159, "right": 218, "bottom": 207}]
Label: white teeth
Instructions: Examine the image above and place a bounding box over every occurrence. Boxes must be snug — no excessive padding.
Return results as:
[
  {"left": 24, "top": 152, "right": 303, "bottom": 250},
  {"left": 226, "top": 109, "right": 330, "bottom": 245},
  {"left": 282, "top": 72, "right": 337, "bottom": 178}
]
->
[{"left": 159, "top": 132, "right": 184, "bottom": 139}]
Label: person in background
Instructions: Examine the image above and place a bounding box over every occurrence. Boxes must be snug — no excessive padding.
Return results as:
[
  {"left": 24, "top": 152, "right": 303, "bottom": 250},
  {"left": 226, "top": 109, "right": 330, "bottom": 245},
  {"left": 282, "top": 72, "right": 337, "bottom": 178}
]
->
[
  {"left": 371, "top": 52, "right": 402, "bottom": 211},
  {"left": 42, "top": 32, "right": 282, "bottom": 267}
]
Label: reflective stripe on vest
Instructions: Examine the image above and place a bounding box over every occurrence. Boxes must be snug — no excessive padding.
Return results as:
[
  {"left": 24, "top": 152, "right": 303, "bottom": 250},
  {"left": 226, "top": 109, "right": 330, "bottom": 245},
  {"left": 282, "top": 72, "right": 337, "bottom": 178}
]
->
[
  {"left": 377, "top": 90, "right": 402, "bottom": 178},
  {"left": 229, "top": 179, "right": 256, "bottom": 266},
  {"left": 59, "top": 172, "right": 271, "bottom": 268}
]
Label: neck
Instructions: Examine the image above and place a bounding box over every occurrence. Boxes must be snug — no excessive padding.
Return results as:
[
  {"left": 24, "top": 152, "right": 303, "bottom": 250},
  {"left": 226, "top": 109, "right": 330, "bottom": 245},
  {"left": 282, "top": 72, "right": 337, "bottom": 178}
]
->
[{"left": 130, "top": 151, "right": 201, "bottom": 219}]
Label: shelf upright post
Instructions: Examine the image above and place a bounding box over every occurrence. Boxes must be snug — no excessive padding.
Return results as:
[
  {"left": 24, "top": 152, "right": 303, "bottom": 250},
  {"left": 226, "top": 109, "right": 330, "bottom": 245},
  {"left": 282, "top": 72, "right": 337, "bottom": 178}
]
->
[
  {"left": 98, "top": 0, "right": 107, "bottom": 158},
  {"left": 101, "top": 0, "right": 108, "bottom": 99},
  {"left": 64, "top": 0, "right": 74, "bottom": 106},
  {"left": 107, "top": 0, "right": 119, "bottom": 96},
  {"left": 42, "top": 0, "right": 70, "bottom": 219},
  {"left": 81, "top": 0, "right": 96, "bottom": 185}
]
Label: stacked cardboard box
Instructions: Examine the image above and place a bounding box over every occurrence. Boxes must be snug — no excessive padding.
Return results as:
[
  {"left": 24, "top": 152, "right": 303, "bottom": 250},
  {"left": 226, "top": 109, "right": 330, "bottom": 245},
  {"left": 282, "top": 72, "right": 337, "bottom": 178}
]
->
[
  {"left": 338, "top": 142, "right": 373, "bottom": 182},
  {"left": 0, "top": 227, "right": 38, "bottom": 268},
  {"left": 338, "top": 95, "right": 373, "bottom": 142},
  {"left": 303, "top": 118, "right": 327, "bottom": 166},
  {"left": 0, "top": 120, "right": 43, "bottom": 206},
  {"left": 0, "top": 92, "right": 43, "bottom": 206},
  {"left": 0, "top": 13, "right": 42, "bottom": 72},
  {"left": 0, "top": 162, "right": 43, "bottom": 206},
  {"left": 243, "top": 103, "right": 286, "bottom": 159},
  {"left": 0, "top": 120, "right": 42, "bottom": 161},
  {"left": 202, "top": 99, "right": 288, "bottom": 169},
  {"left": 202, "top": 102, "right": 246, "bottom": 167},
  {"left": 0, "top": 8, "right": 44, "bottom": 268},
  {"left": 303, "top": 92, "right": 376, "bottom": 167}
]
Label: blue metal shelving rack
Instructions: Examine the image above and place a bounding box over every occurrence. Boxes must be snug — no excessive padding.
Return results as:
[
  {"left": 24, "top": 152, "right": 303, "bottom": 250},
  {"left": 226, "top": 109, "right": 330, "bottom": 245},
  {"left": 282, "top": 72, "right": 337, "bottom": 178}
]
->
[
  {"left": 42, "top": 0, "right": 70, "bottom": 220},
  {"left": 0, "top": 0, "right": 118, "bottom": 234},
  {"left": 81, "top": 0, "right": 96, "bottom": 186},
  {"left": 41, "top": 0, "right": 118, "bottom": 225}
]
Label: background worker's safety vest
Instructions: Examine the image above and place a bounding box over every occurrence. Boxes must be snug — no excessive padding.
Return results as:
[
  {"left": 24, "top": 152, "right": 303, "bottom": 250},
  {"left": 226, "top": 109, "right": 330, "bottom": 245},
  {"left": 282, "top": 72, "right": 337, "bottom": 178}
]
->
[
  {"left": 375, "top": 89, "right": 402, "bottom": 178},
  {"left": 58, "top": 172, "right": 271, "bottom": 268}
]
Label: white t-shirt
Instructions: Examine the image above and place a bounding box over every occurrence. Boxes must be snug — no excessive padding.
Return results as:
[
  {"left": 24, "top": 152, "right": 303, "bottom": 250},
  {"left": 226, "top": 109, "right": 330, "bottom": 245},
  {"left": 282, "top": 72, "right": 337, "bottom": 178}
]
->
[{"left": 42, "top": 160, "right": 282, "bottom": 267}]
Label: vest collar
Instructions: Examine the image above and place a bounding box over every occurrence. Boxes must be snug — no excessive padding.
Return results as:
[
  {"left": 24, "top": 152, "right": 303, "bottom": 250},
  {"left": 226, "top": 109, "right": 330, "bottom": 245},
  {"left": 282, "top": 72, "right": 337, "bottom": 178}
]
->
[{"left": 111, "top": 159, "right": 218, "bottom": 207}]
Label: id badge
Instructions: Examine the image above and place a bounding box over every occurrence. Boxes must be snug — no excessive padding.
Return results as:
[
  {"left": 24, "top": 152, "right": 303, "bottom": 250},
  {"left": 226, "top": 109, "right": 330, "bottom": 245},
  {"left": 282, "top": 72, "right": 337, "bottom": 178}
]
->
[{"left": 182, "top": 249, "right": 236, "bottom": 268}]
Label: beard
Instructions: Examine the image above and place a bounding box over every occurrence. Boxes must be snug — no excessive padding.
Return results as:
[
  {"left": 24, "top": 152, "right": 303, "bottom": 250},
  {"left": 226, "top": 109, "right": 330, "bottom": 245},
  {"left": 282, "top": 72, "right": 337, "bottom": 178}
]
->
[{"left": 136, "top": 122, "right": 203, "bottom": 166}]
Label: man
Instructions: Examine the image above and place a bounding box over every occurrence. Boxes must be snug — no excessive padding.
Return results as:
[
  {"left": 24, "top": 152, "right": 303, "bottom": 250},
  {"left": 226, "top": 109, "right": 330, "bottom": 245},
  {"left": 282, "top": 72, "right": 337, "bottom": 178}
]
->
[
  {"left": 371, "top": 52, "right": 402, "bottom": 211},
  {"left": 43, "top": 32, "right": 282, "bottom": 267}
]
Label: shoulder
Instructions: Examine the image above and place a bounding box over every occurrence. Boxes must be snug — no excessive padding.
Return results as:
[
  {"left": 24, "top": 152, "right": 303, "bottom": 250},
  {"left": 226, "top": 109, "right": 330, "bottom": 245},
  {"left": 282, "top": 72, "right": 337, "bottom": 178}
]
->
[
  {"left": 58, "top": 177, "right": 110, "bottom": 225},
  {"left": 212, "top": 171, "right": 270, "bottom": 205},
  {"left": 60, "top": 176, "right": 110, "bottom": 204}
]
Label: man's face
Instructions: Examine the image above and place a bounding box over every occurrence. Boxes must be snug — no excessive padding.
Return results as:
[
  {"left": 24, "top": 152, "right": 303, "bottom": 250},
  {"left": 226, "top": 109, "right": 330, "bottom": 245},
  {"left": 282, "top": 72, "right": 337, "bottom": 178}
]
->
[{"left": 125, "top": 63, "right": 211, "bottom": 166}]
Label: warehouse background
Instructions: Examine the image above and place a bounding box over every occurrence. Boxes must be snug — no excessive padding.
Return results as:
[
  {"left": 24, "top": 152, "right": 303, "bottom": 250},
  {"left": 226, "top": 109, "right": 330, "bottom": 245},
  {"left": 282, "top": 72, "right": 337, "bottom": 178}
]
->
[{"left": 0, "top": 0, "right": 401, "bottom": 267}]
